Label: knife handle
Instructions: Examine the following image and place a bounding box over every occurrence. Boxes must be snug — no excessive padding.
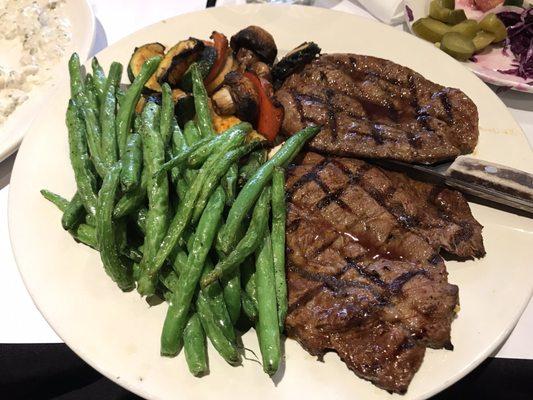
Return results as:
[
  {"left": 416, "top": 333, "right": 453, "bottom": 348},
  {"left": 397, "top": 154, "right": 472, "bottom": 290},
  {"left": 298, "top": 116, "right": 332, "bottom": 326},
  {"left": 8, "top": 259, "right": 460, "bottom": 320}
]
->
[{"left": 448, "top": 156, "right": 533, "bottom": 215}]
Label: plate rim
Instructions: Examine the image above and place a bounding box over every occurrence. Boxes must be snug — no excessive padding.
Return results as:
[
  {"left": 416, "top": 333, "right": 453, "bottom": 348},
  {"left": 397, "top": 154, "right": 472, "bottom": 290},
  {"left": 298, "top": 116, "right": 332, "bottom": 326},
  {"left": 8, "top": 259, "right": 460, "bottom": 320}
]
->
[
  {"left": 0, "top": 0, "right": 96, "bottom": 163},
  {"left": 8, "top": 4, "right": 533, "bottom": 400}
]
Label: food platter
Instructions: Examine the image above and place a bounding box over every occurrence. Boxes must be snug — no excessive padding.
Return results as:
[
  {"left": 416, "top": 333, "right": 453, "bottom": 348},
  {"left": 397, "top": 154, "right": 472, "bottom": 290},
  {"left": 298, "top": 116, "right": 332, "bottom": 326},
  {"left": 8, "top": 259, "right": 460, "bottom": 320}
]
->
[
  {"left": 404, "top": 0, "right": 533, "bottom": 93},
  {"left": 9, "top": 4, "right": 533, "bottom": 400},
  {"left": 0, "top": 0, "right": 95, "bottom": 162}
]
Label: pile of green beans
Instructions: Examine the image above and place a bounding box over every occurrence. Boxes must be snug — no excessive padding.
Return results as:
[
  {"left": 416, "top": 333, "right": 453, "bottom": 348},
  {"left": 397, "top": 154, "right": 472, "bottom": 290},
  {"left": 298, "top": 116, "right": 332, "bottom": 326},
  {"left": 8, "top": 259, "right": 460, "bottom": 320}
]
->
[{"left": 41, "top": 52, "right": 320, "bottom": 377}]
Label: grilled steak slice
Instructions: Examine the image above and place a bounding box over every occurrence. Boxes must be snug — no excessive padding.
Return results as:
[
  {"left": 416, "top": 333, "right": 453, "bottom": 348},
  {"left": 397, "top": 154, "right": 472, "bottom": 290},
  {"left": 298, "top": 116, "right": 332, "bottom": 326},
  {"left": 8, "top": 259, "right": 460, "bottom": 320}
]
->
[
  {"left": 285, "top": 152, "right": 484, "bottom": 393},
  {"left": 276, "top": 54, "right": 479, "bottom": 164}
]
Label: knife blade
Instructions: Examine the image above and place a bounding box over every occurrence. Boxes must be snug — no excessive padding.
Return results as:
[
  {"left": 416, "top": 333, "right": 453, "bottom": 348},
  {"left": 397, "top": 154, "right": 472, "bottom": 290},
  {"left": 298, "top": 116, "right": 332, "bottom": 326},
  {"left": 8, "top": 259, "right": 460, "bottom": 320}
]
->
[{"left": 373, "top": 156, "right": 533, "bottom": 215}]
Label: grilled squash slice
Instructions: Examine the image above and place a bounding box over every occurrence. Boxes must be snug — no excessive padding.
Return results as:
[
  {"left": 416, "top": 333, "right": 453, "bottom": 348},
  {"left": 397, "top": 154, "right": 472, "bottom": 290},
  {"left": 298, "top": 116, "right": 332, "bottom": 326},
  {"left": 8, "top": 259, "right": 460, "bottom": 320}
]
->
[{"left": 127, "top": 42, "right": 166, "bottom": 92}]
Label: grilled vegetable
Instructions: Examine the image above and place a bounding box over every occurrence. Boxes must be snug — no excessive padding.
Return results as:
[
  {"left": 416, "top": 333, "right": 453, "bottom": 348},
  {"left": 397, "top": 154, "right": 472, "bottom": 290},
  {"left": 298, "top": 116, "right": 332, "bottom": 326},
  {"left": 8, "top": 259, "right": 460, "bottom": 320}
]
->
[
  {"left": 230, "top": 26, "right": 277, "bottom": 65},
  {"left": 127, "top": 43, "right": 166, "bottom": 92},
  {"left": 157, "top": 39, "right": 204, "bottom": 88},
  {"left": 174, "top": 94, "right": 196, "bottom": 128},
  {"left": 207, "top": 53, "right": 235, "bottom": 94},
  {"left": 180, "top": 46, "right": 217, "bottom": 92},
  {"left": 271, "top": 42, "right": 321, "bottom": 84},
  {"left": 205, "top": 32, "right": 230, "bottom": 85},
  {"left": 213, "top": 71, "right": 259, "bottom": 121},
  {"left": 244, "top": 72, "right": 283, "bottom": 142}
]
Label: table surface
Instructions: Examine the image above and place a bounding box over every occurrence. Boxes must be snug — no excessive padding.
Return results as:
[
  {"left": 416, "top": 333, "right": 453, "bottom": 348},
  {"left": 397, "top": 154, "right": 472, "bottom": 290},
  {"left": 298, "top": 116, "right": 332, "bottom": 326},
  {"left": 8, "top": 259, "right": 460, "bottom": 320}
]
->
[{"left": 1, "top": 0, "right": 532, "bottom": 364}]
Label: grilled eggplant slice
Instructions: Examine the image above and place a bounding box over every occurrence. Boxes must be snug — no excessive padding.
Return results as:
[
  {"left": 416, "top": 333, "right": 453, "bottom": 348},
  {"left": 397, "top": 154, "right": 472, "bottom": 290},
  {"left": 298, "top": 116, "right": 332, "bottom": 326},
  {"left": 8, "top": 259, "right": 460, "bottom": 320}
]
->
[
  {"left": 156, "top": 39, "right": 204, "bottom": 88},
  {"left": 272, "top": 42, "right": 321, "bottom": 85},
  {"left": 180, "top": 46, "right": 218, "bottom": 92},
  {"left": 174, "top": 94, "right": 196, "bottom": 128},
  {"left": 128, "top": 42, "right": 166, "bottom": 92}
]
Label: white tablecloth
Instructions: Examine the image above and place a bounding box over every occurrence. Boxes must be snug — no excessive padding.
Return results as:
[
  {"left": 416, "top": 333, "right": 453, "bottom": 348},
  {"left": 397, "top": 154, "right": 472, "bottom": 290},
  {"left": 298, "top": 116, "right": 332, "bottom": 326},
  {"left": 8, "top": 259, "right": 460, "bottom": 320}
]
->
[{"left": 0, "top": 0, "right": 531, "bottom": 361}]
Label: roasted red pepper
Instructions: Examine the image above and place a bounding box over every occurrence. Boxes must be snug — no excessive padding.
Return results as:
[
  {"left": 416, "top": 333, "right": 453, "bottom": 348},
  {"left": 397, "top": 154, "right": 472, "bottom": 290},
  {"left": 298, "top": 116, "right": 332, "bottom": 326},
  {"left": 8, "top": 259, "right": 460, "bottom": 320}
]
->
[
  {"left": 244, "top": 71, "right": 283, "bottom": 141},
  {"left": 205, "top": 31, "right": 228, "bottom": 84}
]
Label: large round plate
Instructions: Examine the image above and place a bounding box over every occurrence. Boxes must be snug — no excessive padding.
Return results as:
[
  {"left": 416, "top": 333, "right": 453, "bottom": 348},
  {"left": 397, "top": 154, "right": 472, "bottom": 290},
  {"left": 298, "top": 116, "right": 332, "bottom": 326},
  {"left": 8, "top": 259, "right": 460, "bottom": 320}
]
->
[
  {"left": 9, "top": 5, "right": 533, "bottom": 400},
  {"left": 0, "top": 0, "right": 95, "bottom": 162},
  {"left": 404, "top": 0, "right": 533, "bottom": 93}
]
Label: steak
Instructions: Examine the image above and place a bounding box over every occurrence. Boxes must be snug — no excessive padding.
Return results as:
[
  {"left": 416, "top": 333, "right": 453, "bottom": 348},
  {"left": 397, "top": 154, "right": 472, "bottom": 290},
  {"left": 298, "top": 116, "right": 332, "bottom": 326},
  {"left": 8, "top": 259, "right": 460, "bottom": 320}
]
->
[
  {"left": 276, "top": 54, "right": 479, "bottom": 164},
  {"left": 285, "top": 152, "right": 484, "bottom": 393}
]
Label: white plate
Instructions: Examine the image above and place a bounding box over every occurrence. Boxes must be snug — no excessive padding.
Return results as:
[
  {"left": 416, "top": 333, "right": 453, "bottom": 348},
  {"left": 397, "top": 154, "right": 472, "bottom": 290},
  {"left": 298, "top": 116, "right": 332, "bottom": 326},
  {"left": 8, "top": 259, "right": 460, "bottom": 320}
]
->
[
  {"left": 8, "top": 4, "right": 533, "bottom": 400},
  {"left": 404, "top": 0, "right": 533, "bottom": 93},
  {"left": 0, "top": 0, "right": 95, "bottom": 162}
]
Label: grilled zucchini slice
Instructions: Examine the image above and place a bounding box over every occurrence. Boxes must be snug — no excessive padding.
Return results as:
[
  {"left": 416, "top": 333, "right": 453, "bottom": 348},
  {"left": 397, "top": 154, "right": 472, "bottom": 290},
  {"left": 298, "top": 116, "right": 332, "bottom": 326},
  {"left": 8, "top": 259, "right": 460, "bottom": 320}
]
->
[
  {"left": 180, "top": 46, "right": 218, "bottom": 92},
  {"left": 128, "top": 42, "right": 166, "bottom": 92},
  {"left": 156, "top": 39, "right": 204, "bottom": 88}
]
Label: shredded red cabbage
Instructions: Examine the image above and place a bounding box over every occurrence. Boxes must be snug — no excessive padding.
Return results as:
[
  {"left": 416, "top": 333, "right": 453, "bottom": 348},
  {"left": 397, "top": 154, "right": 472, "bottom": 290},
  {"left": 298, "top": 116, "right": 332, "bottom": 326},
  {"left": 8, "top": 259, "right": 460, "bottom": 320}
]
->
[{"left": 497, "top": 7, "right": 533, "bottom": 80}]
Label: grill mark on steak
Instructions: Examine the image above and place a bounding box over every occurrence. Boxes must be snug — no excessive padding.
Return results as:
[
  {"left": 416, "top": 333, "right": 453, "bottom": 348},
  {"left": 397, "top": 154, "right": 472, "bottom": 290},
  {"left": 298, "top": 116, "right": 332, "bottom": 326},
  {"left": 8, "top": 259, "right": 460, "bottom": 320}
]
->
[
  {"left": 276, "top": 54, "right": 479, "bottom": 163},
  {"left": 285, "top": 152, "right": 483, "bottom": 393}
]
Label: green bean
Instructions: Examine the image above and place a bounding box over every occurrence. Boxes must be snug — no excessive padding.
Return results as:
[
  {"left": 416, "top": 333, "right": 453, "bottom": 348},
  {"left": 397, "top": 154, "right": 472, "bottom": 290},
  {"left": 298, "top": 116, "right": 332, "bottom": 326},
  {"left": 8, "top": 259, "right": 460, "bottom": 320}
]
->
[
  {"left": 116, "top": 56, "right": 161, "bottom": 157},
  {"left": 91, "top": 57, "right": 106, "bottom": 101},
  {"left": 271, "top": 167, "right": 287, "bottom": 332},
  {"left": 132, "top": 207, "right": 147, "bottom": 234},
  {"left": 40, "top": 189, "right": 69, "bottom": 211},
  {"left": 66, "top": 100, "right": 98, "bottom": 216},
  {"left": 191, "top": 142, "right": 258, "bottom": 224},
  {"left": 102, "top": 62, "right": 123, "bottom": 104},
  {"left": 85, "top": 73, "right": 100, "bottom": 111},
  {"left": 196, "top": 292, "right": 240, "bottom": 365},
  {"left": 120, "top": 133, "right": 143, "bottom": 192},
  {"left": 171, "top": 119, "right": 187, "bottom": 154},
  {"left": 61, "top": 192, "right": 85, "bottom": 230},
  {"left": 191, "top": 63, "right": 215, "bottom": 138},
  {"left": 201, "top": 186, "right": 270, "bottom": 287},
  {"left": 160, "top": 186, "right": 225, "bottom": 356},
  {"left": 217, "top": 126, "right": 320, "bottom": 254},
  {"left": 96, "top": 162, "right": 134, "bottom": 291},
  {"left": 100, "top": 83, "right": 117, "bottom": 167},
  {"left": 188, "top": 123, "right": 252, "bottom": 168},
  {"left": 154, "top": 137, "right": 210, "bottom": 178},
  {"left": 72, "top": 223, "right": 98, "bottom": 249},
  {"left": 222, "top": 274, "right": 241, "bottom": 325},
  {"left": 160, "top": 83, "right": 174, "bottom": 146},
  {"left": 222, "top": 163, "right": 238, "bottom": 207},
  {"left": 255, "top": 227, "right": 281, "bottom": 375},
  {"left": 241, "top": 289, "right": 258, "bottom": 322},
  {"left": 68, "top": 55, "right": 107, "bottom": 177},
  {"left": 183, "top": 313, "right": 208, "bottom": 376},
  {"left": 172, "top": 248, "right": 188, "bottom": 275},
  {"left": 183, "top": 120, "right": 201, "bottom": 146},
  {"left": 137, "top": 103, "right": 169, "bottom": 297},
  {"left": 85, "top": 213, "right": 96, "bottom": 226},
  {"left": 239, "top": 149, "right": 267, "bottom": 186},
  {"left": 113, "top": 167, "right": 147, "bottom": 218},
  {"left": 68, "top": 53, "right": 85, "bottom": 99},
  {"left": 176, "top": 177, "right": 189, "bottom": 201},
  {"left": 40, "top": 190, "right": 94, "bottom": 245},
  {"left": 241, "top": 256, "right": 257, "bottom": 305},
  {"left": 149, "top": 128, "right": 249, "bottom": 282},
  {"left": 202, "top": 259, "right": 235, "bottom": 342}
]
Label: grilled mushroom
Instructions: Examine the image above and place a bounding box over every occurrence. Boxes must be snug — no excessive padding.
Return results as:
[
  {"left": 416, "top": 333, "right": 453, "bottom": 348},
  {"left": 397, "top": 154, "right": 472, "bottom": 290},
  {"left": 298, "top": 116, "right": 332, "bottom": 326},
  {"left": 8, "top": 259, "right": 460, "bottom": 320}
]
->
[
  {"left": 235, "top": 48, "right": 272, "bottom": 81},
  {"left": 230, "top": 26, "right": 277, "bottom": 65},
  {"left": 272, "top": 42, "right": 321, "bottom": 84},
  {"left": 211, "top": 71, "right": 259, "bottom": 122}
]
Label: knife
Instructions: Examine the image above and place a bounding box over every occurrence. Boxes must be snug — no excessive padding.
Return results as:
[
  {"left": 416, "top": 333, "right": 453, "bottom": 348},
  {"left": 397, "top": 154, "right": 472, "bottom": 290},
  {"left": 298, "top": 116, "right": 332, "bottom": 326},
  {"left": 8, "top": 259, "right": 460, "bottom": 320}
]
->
[{"left": 374, "top": 156, "right": 533, "bottom": 215}]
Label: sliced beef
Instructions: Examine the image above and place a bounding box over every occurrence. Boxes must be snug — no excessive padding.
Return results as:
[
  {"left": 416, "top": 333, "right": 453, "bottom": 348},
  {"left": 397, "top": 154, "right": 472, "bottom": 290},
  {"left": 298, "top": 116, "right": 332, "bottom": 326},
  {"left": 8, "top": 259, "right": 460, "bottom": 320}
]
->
[
  {"left": 285, "top": 152, "right": 484, "bottom": 393},
  {"left": 276, "top": 54, "right": 479, "bottom": 164}
]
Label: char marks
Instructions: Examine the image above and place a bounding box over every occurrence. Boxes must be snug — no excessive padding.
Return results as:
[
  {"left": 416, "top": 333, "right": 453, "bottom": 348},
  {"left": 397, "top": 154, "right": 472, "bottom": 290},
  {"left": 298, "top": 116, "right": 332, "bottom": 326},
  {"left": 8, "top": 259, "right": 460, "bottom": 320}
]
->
[
  {"left": 285, "top": 152, "right": 483, "bottom": 393},
  {"left": 276, "top": 53, "right": 479, "bottom": 164}
]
